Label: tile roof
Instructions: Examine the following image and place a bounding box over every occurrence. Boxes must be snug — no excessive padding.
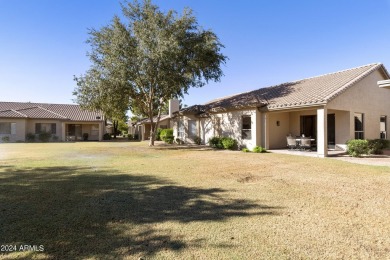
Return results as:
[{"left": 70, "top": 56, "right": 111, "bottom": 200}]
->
[
  {"left": 0, "top": 102, "right": 104, "bottom": 121},
  {"left": 182, "top": 63, "right": 389, "bottom": 114}
]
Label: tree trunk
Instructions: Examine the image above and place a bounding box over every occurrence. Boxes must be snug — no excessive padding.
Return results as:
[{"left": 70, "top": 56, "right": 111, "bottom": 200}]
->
[{"left": 113, "top": 120, "right": 118, "bottom": 139}]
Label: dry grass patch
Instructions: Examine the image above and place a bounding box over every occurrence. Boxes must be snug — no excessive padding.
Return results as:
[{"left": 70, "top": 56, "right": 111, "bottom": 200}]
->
[{"left": 0, "top": 142, "right": 390, "bottom": 259}]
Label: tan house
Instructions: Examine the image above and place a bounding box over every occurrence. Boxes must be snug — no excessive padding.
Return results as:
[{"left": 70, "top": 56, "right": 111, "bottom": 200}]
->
[
  {"left": 0, "top": 102, "right": 106, "bottom": 142},
  {"left": 128, "top": 99, "right": 180, "bottom": 140},
  {"left": 172, "top": 63, "right": 390, "bottom": 157}
]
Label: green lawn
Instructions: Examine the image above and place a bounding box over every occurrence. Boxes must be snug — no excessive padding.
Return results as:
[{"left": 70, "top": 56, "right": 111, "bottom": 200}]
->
[{"left": 1, "top": 142, "right": 390, "bottom": 259}]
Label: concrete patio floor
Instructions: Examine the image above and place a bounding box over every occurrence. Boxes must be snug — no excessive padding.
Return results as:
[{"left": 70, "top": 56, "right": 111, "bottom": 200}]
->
[
  {"left": 268, "top": 149, "right": 347, "bottom": 158},
  {"left": 268, "top": 149, "right": 390, "bottom": 167}
]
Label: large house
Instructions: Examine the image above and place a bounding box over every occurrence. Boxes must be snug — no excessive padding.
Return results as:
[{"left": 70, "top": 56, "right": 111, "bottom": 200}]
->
[
  {"left": 172, "top": 63, "right": 390, "bottom": 157},
  {"left": 0, "top": 102, "right": 106, "bottom": 142}
]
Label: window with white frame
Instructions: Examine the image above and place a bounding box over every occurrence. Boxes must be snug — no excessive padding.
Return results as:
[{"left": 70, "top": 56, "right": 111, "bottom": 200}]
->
[
  {"left": 178, "top": 120, "right": 185, "bottom": 140},
  {"left": 214, "top": 117, "right": 222, "bottom": 136},
  {"left": 242, "top": 115, "right": 252, "bottom": 140},
  {"left": 35, "top": 123, "right": 56, "bottom": 134},
  {"left": 380, "top": 116, "right": 387, "bottom": 139},
  {"left": 188, "top": 120, "right": 197, "bottom": 139},
  {"left": 0, "top": 122, "right": 16, "bottom": 135},
  {"left": 354, "top": 113, "right": 364, "bottom": 139}
]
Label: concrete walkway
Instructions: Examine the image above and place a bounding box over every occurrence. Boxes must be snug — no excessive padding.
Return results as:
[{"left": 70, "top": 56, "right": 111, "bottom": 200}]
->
[{"left": 268, "top": 149, "right": 390, "bottom": 167}]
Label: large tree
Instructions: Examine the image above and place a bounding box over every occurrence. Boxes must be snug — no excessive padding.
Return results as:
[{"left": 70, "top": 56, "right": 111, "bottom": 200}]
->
[{"left": 74, "top": 0, "right": 226, "bottom": 145}]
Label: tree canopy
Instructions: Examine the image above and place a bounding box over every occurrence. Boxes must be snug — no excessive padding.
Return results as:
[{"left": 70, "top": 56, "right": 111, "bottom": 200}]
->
[{"left": 73, "top": 0, "right": 227, "bottom": 145}]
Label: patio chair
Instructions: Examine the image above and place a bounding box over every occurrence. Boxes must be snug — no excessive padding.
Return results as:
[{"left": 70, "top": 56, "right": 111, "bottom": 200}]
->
[
  {"left": 300, "top": 137, "right": 312, "bottom": 151},
  {"left": 287, "top": 136, "right": 298, "bottom": 150}
]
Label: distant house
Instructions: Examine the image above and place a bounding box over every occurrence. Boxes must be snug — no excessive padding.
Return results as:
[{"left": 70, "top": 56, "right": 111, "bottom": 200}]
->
[
  {"left": 172, "top": 63, "right": 390, "bottom": 157},
  {"left": 0, "top": 102, "right": 106, "bottom": 142},
  {"left": 128, "top": 100, "right": 180, "bottom": 140}
]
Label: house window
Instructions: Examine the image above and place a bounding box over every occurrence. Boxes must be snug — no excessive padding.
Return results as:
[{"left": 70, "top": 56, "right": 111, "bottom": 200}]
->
[
  {"left": 188, "top": 120, "right": 197, "bottom": 139},
  {"left": 214, "top": 117, "right": 222, "bottom": 136},
  {"left": 35, "top": 123, "right": 56, "bottom": 134},
  {"left": 178, "top": 120, "right": 185, "bottom": 140},
  {"left": 242, "top": 116, "right": 252, "bottom": 140},
  {"left": 380, "top": 116, "right": 387, "bottom": 139},
  {"left": 0, "top": 122, "right": 16, "bottom": 134},
  {"left": 354, "top": 113, "right": 364, "bottom": 139}
]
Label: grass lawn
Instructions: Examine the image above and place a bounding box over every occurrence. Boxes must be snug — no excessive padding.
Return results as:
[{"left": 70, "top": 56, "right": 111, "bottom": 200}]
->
[{"left": 1, "top": 142, "right": 390, "bottom": 259}]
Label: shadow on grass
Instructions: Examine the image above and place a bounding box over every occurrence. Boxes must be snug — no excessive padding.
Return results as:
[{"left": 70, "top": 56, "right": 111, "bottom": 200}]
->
[{"left": 0, "top": 166, "right": 281, "bottom": 259}]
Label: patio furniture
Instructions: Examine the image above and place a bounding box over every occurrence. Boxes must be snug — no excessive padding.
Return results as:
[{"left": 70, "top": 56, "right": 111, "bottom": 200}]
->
[
  {"left": 299, "top": 137, "right": 312, "bottom": 151},
  {"left": 287, "top": 136, "right": 299, "bottom": 150}
]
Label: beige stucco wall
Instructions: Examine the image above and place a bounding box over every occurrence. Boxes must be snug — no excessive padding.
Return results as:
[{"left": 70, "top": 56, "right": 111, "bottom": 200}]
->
[
  {"left": 328, "top": 69, "right": 390, "bottom": 140},
  {"left": 26, "top": 119, "right": 63, "bottom": 140},
  {"left": 0, "top": 118, "right": 27, "bottom": 142},
  {"left": 267, "top": 112, "right": 291, "bottom": 149}
]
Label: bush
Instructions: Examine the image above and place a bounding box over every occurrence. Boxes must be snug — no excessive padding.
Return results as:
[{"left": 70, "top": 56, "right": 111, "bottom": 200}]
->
[
  {"left": 367, "top": 139, "right": 390, "bottom": 154},
  {"left": 221, "top": 137, "right": 237, "bottom": 150},
  {"left": 38, "top": 132, "right": 52, "bottom": 142},
  {"left": 209, "top": 136, "right": 223, "bottom": 149},
  {"left": 103, "top": 133, "right": 111, "bottom": 140},
  {"left": 128, "top": 134, "right": 133, "bottom": 140},
  {"left": 134, "top": 134, "right": 139, "bottom": 140},
  {"left": 242, "top": 148, "right": 250, "bottom": 152},
  {"left": 1, "top": 136, "right": 10, "bottom": 142},
  {"left": 176, "top": 138, "right": 184, "bottom": 144},
  {"left": 253, "top": 146, "right": 266, "bottom": 153},
  {"left": 160, "top": 128, "right": 174, "bottom": 144},
  {"left": 156, "top": 128, "right": 163, "bottom": 141},
  {"left": 83, "top": 133, "right": 89, "bottom": 141},
  {"left": 26, "top": 133, "right": 35, "bottom": 142},
  {"left": 193, "top": 136, "right": 201, "bottom": 145},
  {"left": 52, "top": 135, "right": 59, "bottom": 141},
  {"left": 347, "top": 139, "right": 368, "bottom": 157}
]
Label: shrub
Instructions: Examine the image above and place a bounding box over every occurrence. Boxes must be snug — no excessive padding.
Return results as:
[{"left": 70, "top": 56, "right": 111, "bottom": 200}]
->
[
  {"left": 209, "top": 136, "right": 223, "bottom": 149},
  {"left": 83, "top": 133, "right": 89, "bottom": 141},
  {"left": 193, "top": 136, "right": 202, "bottom": 145},
  {"left": 347, "top": 139, "right": 368, "bottom": 157},
  {"left": 1, "top": 136, "right": 10, "bottom": 142},
  {"left": 52, "top": 135, "right": 59, "bottom": 141},
  {"left": 253, "top": 146, "right": 266, "bottom": 153},
  {"left": 221, "top": 137, "right": 237, "bottom": 150},
  {"left": 156, "top": 128, "right": 163, "bottom": 141},
  {"left": 128, "top": 134, "right": 133, "bottom": 140},
  {"left": 134, "top": 134, "right": 139, "bottom": 140},
  {"left": 38, "top": 132, "right": 52, "bottom": 142},
  {"left": 176, "top": 138, "right": 184, "bottom": 144},
  {"left": 367, "top": 139, "right": 390, "bottom": 154},
  {"left": 103, "top": 133, "right": 111, "bottom": 140},
  {"left": 160, "top": 128, "right": 174, "bottom": 144},
  {"left": 26, "top": 133, "right": 35, "bottom": 142},
  {"left": 242, "top": 148, "right": 250, "bottom": 152},
  {"left": 253, "top": 146, "right": 267, "bottom": 153}
]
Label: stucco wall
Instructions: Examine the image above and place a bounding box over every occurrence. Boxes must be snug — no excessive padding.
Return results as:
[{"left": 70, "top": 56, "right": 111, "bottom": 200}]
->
[
  {"left": 328, "top": 69, "right": 390, "bottom": 140},
  {"left": 26, "top": 119, "right": 63, "bottom": 140},
  {"left": 215, "top": 109, "right": 257, "bottom": 149},
  {"left": 0, "top": 118, "right": 26, "bottom": 142},
  {"left": 268, "top": 112, "right": 291, "bottom": 149}
]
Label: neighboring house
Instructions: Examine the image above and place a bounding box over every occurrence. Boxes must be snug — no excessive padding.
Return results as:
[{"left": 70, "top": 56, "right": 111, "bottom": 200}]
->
[
  {"left": 172, "top": 63, "right": 390, "bottom": 157},
  {"left": 128, "top": 100, "right": 180, "bottom": 140},
  {"left": 0, "top": 102, "right": 106, "bottom": 142}
]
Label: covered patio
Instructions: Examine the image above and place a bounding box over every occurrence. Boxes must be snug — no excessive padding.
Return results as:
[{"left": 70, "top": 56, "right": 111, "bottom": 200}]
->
[{"left": 263, "top": 106, "right": 352, "bottom": 157}]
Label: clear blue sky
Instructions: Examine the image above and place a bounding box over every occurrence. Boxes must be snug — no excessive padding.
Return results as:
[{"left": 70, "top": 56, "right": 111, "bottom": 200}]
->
[{"left": 1, "top": 0, "right": 390, "bottom": 107}]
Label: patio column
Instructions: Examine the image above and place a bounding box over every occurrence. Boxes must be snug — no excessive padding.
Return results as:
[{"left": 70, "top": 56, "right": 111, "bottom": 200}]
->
[
  {"left": 261, "top": 112, "right": 270, "bottom": 149},
  {"left": 317, "top": 107, "right": 328, "bottom": 157},
  {"left": 61, "top": 122, "right": 66, "bottom": 141}
]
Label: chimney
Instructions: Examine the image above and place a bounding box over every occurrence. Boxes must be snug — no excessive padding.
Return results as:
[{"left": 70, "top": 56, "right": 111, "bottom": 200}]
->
[{"left": 168, "top": 99, "right": 180, "bottom": 118}]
